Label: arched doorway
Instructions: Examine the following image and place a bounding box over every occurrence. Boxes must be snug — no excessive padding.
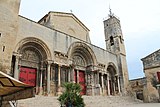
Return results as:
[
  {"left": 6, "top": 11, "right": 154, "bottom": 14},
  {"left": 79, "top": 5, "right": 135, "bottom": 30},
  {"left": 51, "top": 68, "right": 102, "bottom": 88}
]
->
[
  {"left": 19, "top": 47, "right": 42, "bottom": 87},
  {"left": 12, "top": 37, "right": 52, "bottom": 94},
  {"left": 68, "top": 42, "right": 97, "bottom": 95},
  {"left": 107, "top": 64, "right": 119, "bottom": 95}
]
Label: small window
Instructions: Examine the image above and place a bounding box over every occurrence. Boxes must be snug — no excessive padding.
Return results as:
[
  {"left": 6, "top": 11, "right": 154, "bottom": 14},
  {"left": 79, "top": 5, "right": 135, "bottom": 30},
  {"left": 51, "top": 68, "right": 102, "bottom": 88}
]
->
[
  {"left": 110, "top": 36, "right": 114, "bottom": 46},
  {"left": 120, "top": 36, "right": 123, "bottom": 43},
  {"left": 2, "top": 46, "right": 5, "bottom": 52},
  {"left": 157, "top": 72, "right": 160, "bottom": 82},
  {"left": 0, "top": 33, "right": 1, "bottom": 37}
]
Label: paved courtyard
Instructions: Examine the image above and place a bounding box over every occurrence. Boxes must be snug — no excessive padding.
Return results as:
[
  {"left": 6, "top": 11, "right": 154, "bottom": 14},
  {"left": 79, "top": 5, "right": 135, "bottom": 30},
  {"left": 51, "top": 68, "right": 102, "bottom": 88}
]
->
[
  {"left": 17, "top": 95, "right": 160, "bottom": 107},
  {"left": 124, "top": 103, "right": 160, "bottom": 107}
]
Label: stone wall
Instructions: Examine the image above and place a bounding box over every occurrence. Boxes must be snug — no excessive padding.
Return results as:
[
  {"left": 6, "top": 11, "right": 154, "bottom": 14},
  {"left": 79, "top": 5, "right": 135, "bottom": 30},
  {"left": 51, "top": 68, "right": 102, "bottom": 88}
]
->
[
  {"left": 144, "top": 67, "right": 160, "bottom": 102},
  {"left": 39, "top": 12, "right": 91, "bottom": 43},
  {"left": 16, "top": 16, "right": 118, "bottom": 69},
  {"left": 0, "top": 0, "right": 21, "bottom": 73}
]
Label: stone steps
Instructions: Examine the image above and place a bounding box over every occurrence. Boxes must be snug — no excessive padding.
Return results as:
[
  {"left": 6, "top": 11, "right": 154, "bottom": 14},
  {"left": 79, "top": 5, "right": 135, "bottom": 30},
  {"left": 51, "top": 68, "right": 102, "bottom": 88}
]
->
[{"left": 17, "top": 95, "right": 141, "bottom": 107}]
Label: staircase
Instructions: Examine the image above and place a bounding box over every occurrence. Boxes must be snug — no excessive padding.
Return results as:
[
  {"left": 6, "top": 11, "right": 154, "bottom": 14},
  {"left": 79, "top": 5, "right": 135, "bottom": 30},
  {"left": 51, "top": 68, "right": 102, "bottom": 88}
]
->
[
  {"left": 17, "top": 95, "right": 141, "bottom": 107},
  {"left": 83, "top": 96, "right": 141, "bottom": 107}
]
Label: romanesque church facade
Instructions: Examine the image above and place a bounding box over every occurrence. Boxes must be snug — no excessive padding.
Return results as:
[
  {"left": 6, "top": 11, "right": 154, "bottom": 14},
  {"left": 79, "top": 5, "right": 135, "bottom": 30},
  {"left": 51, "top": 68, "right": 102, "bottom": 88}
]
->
[{"left": 0, "top": 0, "right": 129, "bottom": 96}]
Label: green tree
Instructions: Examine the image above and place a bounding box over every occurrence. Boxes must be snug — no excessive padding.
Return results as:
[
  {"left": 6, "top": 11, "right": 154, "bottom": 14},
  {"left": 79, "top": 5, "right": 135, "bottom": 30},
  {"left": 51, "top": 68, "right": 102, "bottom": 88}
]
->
[{"left": 58, "top": 82, "right": 85, "bottom": 107}]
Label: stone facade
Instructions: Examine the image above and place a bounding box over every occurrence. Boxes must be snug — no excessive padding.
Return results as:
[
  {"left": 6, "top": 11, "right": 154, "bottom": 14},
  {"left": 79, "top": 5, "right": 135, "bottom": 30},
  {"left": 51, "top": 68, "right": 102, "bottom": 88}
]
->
[
  {"left": 141, "top": 49, "right": 160, "bottom": 102},
  {"left": 0, "top": 0, "right": 129, "bottom": 98},
  {"left": 129, "top": 77, "right": 146, "bottom": 101}
]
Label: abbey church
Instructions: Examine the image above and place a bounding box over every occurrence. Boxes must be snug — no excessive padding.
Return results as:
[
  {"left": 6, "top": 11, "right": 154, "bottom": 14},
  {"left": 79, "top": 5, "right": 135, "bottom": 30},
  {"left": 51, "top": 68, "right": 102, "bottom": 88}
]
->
[{"left": 0, "top": 0, "right": 129, "bottom": 96}]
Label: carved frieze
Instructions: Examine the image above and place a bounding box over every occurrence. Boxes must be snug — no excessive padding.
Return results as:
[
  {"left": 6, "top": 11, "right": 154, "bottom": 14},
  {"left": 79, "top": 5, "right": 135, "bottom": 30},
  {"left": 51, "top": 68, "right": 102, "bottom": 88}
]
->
[
  {"left": 97, "top": 63, "right": 105, "bottom": 68},
  {"left": 54, "top": 51, "right": 68, "bottom": 65},
  {"left": 21, "top": 60, "right": 39, "bottom": 68}
]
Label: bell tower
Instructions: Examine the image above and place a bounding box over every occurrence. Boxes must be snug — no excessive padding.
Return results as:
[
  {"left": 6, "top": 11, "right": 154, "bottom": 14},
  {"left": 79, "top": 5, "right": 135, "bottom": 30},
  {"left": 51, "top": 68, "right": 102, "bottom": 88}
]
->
[
  {"left": 0, "top": 0, "right": 21, "bottom": 73},
  {"left": 104, "top": 9, "right": 126, "bottom": 55},
  {"left": 103, "top": 9, "right": 129, "bottom": 94}
]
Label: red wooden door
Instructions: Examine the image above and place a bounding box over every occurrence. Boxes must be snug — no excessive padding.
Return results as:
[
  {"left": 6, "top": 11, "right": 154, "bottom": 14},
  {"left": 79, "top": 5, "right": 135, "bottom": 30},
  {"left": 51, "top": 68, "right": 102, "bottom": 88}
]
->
[
  {"left": 79, "top": 71, "right": 86, "bottom": 95},
  {"left": 19, "top": 67, "right": 36, "bottom": 86}
]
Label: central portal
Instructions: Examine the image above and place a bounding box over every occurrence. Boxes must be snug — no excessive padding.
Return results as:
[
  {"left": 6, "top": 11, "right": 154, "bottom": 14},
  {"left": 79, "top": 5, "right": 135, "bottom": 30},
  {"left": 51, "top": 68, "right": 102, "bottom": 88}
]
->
[{"left": 74, "top": 70, "right": 86, "bottom": 95}]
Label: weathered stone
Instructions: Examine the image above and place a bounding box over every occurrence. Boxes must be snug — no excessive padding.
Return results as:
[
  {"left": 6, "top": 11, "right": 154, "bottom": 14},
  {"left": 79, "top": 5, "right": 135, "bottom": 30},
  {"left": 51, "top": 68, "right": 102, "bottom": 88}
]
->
[{"left": 0, "top": 1, "right": 129, "bottom": 105}]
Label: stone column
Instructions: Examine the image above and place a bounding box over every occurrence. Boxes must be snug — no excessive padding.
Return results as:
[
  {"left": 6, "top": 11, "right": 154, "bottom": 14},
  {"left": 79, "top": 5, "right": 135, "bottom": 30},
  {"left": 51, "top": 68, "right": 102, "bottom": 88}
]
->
[
  {"left": 39, "top": 69, "right": 43, "bottom": 94},
  {"left": 91, "top": 73, "right": 95, "bottom": 96},
  {"left": 72, "top": 67, "right": 75, "bottom": 83},
  {"left": 117, "top": 76, "right": 121, "bottom": 95},
  {"left": 107, "top": 74, "right": 110, "bottom": 96},
  {"left": 57, "top": 64, "right": 62, "bottom": 96},
  {"left": 47, "top": 61, "right": 52, "bottom": 94},
  {"left": 68, "top": 68, "right": 71, "bottom": 82},
  {"left": 97, "top": 71, "right": 100, "bottom": 95},
  {"left": 13, "top": 52, "right": 21, "bottom": 80},
  {"left": 39, "top": 61, "right": 44, "bottom": 95},
  {"left": 58, "top": 64, "right": 61, "bottom": 86},
  {"left": 97, "top": 71, "right": 99, "bottom": 85},
  {"left": 77, "top": 70, "right": 79, "bottom": 83},
  {"left": 113, "top": 80, "right": 116, "bottom": 95},
  {"left": 101, "top": 73, "right": 104, "bottom": 94},
  {"left": 36, "top": 67, "right": 39, "bottom": 94}
]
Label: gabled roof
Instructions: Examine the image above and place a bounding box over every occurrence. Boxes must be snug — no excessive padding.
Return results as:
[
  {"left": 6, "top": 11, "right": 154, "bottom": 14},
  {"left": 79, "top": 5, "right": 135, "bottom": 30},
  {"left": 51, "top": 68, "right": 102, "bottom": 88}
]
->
[
  {"left": 38, "top": 11, "right": 90, "bottom": 31},
  {"left": 141, "top": 49, "right": 160, "bottom": 61}
]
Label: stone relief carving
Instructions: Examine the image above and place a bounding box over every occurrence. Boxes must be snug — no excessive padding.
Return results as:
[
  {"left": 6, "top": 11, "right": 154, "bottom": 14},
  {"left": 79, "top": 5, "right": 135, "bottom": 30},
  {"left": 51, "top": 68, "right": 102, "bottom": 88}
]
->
[
  {"left": 54, "top": 51, "right": 68, "bottom": 65},
  {"left": 73, "top": 55, "right": 85, "bottom": 66},
  {"left": 21, "top": 49, "right": 40, "bottom": 68},
  {"left": 22, "top": 49, "right": 39, "bottom": 62},
  {"left": 143, "top": 50, "right": 160, "bottom": 68}
]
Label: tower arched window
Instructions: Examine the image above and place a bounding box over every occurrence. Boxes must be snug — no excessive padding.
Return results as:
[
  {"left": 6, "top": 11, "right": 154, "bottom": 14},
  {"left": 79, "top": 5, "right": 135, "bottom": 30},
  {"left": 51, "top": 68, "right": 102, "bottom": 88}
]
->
[{"left": 110, "top": 36, "right": 114, "bottom": 46}]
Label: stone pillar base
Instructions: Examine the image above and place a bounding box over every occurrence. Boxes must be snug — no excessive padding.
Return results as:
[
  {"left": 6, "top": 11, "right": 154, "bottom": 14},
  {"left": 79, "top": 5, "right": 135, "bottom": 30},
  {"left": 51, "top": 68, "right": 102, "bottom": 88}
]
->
[
  {"left": 57, "top": 86, "right": 62, "bottom": 96},
  {"left": 94, "top": 84, "right": 101, "bottom": 95},
  {"left": 86, "top": 85, "right": 92, "bottom": 96},
  {"left": 38, "top": 87, "right": 43, "bottom": 95}
]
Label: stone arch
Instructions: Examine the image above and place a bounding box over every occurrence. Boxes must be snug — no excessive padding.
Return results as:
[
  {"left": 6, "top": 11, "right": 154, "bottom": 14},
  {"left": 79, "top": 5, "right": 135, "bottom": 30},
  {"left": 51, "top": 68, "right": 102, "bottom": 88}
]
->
[
  {"left": 67, "top": 42, "right": 97, "bottom": 66},
  {"left": 107, "top": 62, "right": 118, "bottom": 74},
  {"left": 67, "top": 42, "right": 97, "bottom": 95},
  {"left": 12, "top": 37, "right": 52, "bottom": 94},
  {"left": 107, "top": 62, "right": 119, "bottom": 95},
  {"left": 15, "top": 37, "right": 52, "bottom": 60}
]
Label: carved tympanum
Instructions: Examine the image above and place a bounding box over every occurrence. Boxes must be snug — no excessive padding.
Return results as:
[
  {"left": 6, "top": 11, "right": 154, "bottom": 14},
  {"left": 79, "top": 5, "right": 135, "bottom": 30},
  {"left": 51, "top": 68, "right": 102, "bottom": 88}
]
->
[
  {"left": 22, "top": 49, "right": 40, "bottom": 62},
  {"left": 73, "top": 55, "right": 85, "bottom": 66}
]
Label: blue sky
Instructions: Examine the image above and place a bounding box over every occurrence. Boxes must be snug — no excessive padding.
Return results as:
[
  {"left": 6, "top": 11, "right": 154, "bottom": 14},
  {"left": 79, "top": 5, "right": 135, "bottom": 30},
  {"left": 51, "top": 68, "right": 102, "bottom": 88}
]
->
[{"left": 19, "top": 0, "right": 160, "bottom": 80}]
